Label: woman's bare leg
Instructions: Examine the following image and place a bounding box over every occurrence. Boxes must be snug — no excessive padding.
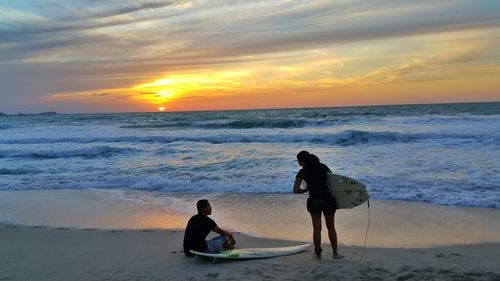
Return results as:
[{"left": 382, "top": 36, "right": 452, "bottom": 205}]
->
[
  {"left": 310, "top": 213, "right": 322, "bottom": 255},
  {"left": 324, "top": 213, "right": 343, "bottom": 258}
]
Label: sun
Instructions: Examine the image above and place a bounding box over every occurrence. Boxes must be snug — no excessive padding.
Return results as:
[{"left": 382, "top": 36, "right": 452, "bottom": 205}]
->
[{"left": 133, "top": 72, "right": 251, "bottom": 109}]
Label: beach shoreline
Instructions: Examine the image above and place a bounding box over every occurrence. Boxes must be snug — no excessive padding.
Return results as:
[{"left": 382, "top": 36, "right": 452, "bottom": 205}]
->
[{"left": 1, "top": 189, "right": 500, "bottom": 279}]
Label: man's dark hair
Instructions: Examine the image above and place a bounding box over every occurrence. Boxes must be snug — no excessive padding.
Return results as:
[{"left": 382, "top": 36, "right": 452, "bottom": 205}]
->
[{"left": 196, "top": 199, "right": 210, "bottom": 213}]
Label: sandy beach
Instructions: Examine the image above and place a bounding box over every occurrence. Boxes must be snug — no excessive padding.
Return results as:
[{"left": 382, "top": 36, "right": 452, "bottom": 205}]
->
[
  {"left": 1, "top": 223, "right": 500, "bottom": 281},
  {"left": 1, "top": 189, "right": 500, "bottom": 280}
]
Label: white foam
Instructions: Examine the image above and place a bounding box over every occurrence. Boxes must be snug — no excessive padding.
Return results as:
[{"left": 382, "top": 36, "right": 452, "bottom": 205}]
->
[{"left": 0, "top": 104, "right": 499, "bottom": 209}]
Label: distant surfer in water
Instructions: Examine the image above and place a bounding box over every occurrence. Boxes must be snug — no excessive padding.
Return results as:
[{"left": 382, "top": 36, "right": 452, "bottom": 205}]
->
[
  {"left": 293, "top": 151, "right": 343, "bottom": 259},
  {"left": 183, "top": 199, "right": 236, "bottom": 257}
]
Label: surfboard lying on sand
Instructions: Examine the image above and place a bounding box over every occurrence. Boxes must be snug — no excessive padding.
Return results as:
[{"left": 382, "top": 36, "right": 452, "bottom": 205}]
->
[
  {"left": 327, "top": 173, "right": 369, "bottom": 209},
  {"left": 190, "top": 243, "right": 310, "bottom": 259}
]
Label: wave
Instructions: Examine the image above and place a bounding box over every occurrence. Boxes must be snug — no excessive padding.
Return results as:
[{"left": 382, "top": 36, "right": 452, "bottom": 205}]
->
[
  {"left": 0, "top": 124, "right": 13, "bottom": 130},
  {"left": 0, "top": 130, "right": 489, "bottom": 146},
  {"left": 120, "top": 115, "right": 499, "bottom": 131},
  {"left": 3, "top": 175, "right": 498, "bottom": 208},
  {"left": 210, "top": 119, "right": 308, "bottom": 129},
  {"left": 366, "top": 181, "right": 500, "bottom": 209},
  {"left": 0, "top": 146, "right": 139, "bottom": 159},
  {"left": 333, "top": 130, "right": 415, "bottom": 145},
  {"left": 120, "top": 119, "right": 310, "bottom": 129},
  {"left": 120, "top": 122, "right": 193, "bottom": 129},
  {"left": 1, "top": 102, "right": 498, "bottom": 128},
  {"left": 0, "top": 167, "right": 38, "bottom": 175}
]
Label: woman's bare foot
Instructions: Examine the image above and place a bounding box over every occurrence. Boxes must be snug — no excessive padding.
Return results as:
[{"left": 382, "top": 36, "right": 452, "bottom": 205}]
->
[
  {"left": 313, "top": 248, "right": 323, "bottom": 258},
  {"left": 333, "top": 253, "right": 345, "bottom": 259}
]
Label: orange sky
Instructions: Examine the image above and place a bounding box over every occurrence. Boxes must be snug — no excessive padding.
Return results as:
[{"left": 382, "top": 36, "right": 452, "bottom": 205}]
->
[{"left": 1, "top": 1, "right": 499, "bottom": 113}]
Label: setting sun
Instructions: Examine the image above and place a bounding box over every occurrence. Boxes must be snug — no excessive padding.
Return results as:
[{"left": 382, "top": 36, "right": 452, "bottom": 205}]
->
[
  {"left": 131, "top": 72, "right": 250, "bottom": 110},
  {"left": 158, "top": 106, "right": 166, "bottom": 112}
]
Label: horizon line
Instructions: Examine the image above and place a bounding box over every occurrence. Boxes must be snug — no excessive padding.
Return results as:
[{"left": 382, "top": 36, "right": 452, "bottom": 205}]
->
[{"left": 1, "top": 100, "right": 498, "bottom": 116}]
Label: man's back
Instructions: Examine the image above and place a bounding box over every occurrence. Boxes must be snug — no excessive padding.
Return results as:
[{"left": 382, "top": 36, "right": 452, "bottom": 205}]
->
[{"left": 183, "top": 214, "right": 217, "bottom": 256}]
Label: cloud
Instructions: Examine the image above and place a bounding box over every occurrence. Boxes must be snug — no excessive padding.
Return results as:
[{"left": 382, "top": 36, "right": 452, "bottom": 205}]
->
[
  {"left": 63, "top": 1, "right": 176, "bottom": 20},
  {"left": 0, "top": 1, "right": 177, "bottom": 32},
  {"left": 1, "top": 0, "right": 500, "bottom": 113},
  {"left": 1, "top": 0, "right": 499, "bottom": 65}
]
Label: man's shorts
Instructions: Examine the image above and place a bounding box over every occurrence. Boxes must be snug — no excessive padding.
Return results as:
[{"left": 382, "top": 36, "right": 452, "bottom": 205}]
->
[
  {"left": 206, "top": 235, "right": 225, "bottom": 253},
  {"left": 307, "top": 198, "right": 337, "bottom": 214}
]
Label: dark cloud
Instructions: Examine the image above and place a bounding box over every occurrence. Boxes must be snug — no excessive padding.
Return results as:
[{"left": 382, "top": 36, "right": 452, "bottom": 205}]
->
[
  {"left": 0, "top": 1, "right": 182, "bottom": 42},
  {"left": 67, "top": 1, "right": 175, "bottom": 20},
  {"left": 190, "top": 5, "right": 500, "bottom": 60},
  {"left": 0, "top": 34, "right": 115, "bottom": 62},
  {"left": 1, "top": 1, "right": 499, "bottom": 66}
]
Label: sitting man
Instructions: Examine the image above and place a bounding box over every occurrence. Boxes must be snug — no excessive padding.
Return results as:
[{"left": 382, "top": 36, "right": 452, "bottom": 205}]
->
[{"left": 183, "top": 199, "right": 236, "bottom": 257}]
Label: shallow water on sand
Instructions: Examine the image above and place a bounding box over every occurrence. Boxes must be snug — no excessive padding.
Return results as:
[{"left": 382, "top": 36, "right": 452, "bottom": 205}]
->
[{"left": 1, "top": 189, "right": 499, "bottom": 248}]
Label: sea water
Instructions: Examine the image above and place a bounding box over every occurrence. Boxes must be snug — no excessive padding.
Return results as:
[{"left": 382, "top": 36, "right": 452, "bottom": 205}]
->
[{"left": 0, "top": 102, "right": 499, "bottom": 208}]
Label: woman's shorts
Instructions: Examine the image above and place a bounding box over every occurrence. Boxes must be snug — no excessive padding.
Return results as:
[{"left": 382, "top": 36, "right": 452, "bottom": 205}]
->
[{"left": 307, "top": 198, "right": 337, "bottom": 214}]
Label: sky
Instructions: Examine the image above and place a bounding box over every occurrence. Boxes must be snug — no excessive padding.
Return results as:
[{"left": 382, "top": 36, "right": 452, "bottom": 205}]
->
[{"left": 0, "top": 0, "right": 499, "bottom": 113}]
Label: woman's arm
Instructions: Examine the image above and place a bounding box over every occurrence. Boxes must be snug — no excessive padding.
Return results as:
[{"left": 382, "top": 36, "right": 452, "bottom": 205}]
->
[{"left": 293, "top": 177, "right": 308, "bottom": 193}]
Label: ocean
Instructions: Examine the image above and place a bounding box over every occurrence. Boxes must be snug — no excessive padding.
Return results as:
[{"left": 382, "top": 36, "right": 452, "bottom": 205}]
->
[{"left": 1, "top": 102, "right": 499, "bottom": 209}]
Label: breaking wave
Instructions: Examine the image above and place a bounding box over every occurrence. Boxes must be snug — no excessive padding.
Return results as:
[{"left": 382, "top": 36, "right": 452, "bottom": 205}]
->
[
  {"left": 0, "top": 130, "right": 484, "bottom": 146},
  {"left": 0, "top": 146, "right": 138, "bottom": 159}
]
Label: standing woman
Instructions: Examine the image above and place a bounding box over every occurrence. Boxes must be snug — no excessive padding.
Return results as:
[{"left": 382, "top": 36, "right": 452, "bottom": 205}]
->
[{"left": 293, "top": 151, "right": 343, "bottom": 259}]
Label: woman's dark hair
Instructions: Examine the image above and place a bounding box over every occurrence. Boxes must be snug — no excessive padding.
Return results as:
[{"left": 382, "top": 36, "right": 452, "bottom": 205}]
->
[
  {"left": 297, "top": 150, "right": 311, "bottom": 162},
  {"left": 197, "top": 199, "right": 210, "bottom": 213},
  {"left": 297, "top": 151, "right": 321, "bottom": 169},
  {"left": 309, "top": 154, "right": 321, "bottom": 168}
]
